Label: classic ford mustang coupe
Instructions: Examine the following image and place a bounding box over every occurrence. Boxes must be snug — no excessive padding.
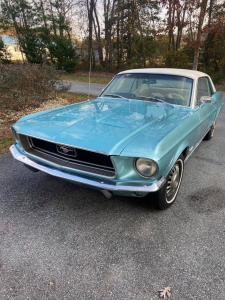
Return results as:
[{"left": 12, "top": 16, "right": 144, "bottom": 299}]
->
[{"left": 10, "top": 68, "right": 223, "bottom": 209}]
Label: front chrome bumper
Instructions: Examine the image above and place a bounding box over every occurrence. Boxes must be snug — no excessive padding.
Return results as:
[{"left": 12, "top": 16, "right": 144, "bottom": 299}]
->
[{"left": 10, "top": 144, "right": 166, "bottom": 194}]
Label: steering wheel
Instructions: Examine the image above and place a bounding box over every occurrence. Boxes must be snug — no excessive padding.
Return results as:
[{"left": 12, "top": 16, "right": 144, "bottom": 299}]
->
[
  {"left": 165, "top": 93, "right": 184, "bottom": 100},
  {"left": 164, "top": 93, "right": 186, "bottom": 105}
]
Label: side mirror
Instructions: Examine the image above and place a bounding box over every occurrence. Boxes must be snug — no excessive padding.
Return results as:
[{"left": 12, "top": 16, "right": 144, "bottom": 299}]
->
[{"left": 200, "top": 96, "right": 212, "bottom": 102}]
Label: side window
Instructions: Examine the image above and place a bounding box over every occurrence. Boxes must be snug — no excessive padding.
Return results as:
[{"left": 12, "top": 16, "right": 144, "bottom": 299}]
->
[{"left": 196, "top": 77, "right": 211, "bottom": 105}]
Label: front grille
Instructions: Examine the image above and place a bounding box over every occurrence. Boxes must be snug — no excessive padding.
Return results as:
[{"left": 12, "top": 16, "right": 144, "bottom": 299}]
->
[{"left": 18, "top": 134, "right": 116, "bottom": 177}]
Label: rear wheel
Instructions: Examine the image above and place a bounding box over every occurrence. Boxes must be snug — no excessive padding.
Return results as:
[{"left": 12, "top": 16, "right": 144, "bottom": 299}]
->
[
  {"left": 154, "top": 154, "right": 184, "bottom": 210},
  {"left": 204, "top": 121, "right": 216, "bottom": 140}
]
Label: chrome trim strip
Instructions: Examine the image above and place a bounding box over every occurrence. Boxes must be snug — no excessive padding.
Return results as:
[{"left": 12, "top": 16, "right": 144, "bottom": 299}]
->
[
  {"left": 10, "top": 145, "right": 166, "bottom": 193},
  {"left": 28, "top": 144, "right": 115, "bottom": 172},
  {"left": 184, "top": 130, "right": 209, "bottom": 162}
]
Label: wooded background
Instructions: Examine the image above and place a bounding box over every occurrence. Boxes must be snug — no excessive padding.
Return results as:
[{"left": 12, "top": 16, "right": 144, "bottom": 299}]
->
[{"left": 0, "top": 0, "right": 224, "bottom": 80}]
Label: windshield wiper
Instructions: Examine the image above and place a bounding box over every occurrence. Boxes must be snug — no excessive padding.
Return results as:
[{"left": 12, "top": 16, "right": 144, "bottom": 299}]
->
[
  {"left": 101, "top": 94, "right": 129, "bottom": 101},
  {"left": 142, "top": 96, "right": 175, "bottom": 107}
]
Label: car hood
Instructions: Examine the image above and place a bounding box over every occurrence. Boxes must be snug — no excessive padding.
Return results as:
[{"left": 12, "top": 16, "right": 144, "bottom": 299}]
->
[{"left": 14, "top": 98, "right": 191, "bottom": 156}]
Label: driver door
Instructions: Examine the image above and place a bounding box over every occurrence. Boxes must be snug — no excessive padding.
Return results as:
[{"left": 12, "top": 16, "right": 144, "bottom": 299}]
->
[{"left": 195, "top": 77, "right": 217, "bottom": 140}]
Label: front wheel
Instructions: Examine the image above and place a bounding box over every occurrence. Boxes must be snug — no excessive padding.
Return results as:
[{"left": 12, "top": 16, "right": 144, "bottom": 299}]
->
[{"left": 154, "top": 154, "right": 184, "bottom": 210}]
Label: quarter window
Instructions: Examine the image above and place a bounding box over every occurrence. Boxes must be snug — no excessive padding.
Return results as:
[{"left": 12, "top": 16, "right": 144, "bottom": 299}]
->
[{"left": 196, "top": 77, "right": 211, "bottom": 105}]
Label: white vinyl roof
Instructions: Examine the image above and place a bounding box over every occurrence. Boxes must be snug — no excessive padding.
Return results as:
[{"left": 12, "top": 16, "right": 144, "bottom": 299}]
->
[{"left": 118, "top": 68, "right": 210, "bottom": 80}]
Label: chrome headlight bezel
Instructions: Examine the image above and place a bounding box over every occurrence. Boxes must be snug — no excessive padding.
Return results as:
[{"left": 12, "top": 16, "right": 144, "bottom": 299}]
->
[{"left": 135, "top": 158, "right": 157, "bottom": 178}]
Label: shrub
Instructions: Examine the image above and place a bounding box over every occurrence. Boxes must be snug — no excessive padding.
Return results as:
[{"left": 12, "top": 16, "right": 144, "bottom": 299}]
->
[
  {"left": 48, "top": 36, "right": 79, "bottom": 73},
  {"left": 200, "top": 68, "right": 224, "bottom": 84},
  {"left": 164, "top": 50, "right": 189, "bottom": 69},
  {"left": 0, "top": 64, "right": 70, "bottom": 110},
  {"left": 0, "top": 37, "right": 11, "bottom": 64}
]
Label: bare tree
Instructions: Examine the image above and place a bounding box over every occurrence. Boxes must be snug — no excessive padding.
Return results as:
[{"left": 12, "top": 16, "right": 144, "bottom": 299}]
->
[
  {"left": 93, "top": 3, "right": 103, "bottom": 64},
  {"left": 104, "top": 0, "right": 116, "bottom": 70},
  {"left": 193, "top": 0, "right": 208, "bottom": 70},
  {"left": 161, "top": 0, "right": 195, "bottom": 51}
]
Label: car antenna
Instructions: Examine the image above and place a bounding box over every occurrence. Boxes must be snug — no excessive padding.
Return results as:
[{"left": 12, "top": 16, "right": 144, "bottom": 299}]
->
[{"left": 88, "top": 48, "right": 92, "bottom": 100}]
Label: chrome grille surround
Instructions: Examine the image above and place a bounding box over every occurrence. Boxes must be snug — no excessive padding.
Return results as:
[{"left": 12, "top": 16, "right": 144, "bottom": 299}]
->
[{"left": 18, "top": 134, "right": 116, "bottom": 178}]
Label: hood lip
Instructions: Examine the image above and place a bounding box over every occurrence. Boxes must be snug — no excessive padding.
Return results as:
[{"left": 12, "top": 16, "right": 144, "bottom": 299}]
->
[
  {"left": 17, "top": 130, "right": 164, "bottom": 167},
  {"left": 17, "top": 132, "right": 111, "bottom": 156}
]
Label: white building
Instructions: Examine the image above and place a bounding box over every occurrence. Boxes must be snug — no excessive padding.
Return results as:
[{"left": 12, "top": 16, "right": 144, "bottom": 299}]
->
[{"left": 1, "top": 35, "right": 24, "bottom": 61}]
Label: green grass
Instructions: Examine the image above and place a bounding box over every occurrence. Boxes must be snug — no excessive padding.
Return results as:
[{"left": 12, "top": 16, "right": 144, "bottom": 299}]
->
[{"left": 0, "top": 136, "right": 14, "bottom": 154}]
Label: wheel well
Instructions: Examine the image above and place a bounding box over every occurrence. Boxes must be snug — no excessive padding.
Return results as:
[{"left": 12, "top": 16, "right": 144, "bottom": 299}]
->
[{"left": 182, "top": 147, "right": 189, "bottom": 160}]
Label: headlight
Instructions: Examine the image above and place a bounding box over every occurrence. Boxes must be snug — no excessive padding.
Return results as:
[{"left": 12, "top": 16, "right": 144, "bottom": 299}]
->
[{"left": 135, "top": 158, "right": 157, "bottom": 177}]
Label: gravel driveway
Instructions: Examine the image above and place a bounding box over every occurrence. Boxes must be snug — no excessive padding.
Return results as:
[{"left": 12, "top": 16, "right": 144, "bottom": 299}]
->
[{"left": 0, "top": 100, "right": 224, "bottom": 299}]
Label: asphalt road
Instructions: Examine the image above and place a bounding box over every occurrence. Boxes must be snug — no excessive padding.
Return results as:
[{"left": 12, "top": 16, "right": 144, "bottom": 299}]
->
[
  {"left": 68, "top": 81, "right": 106, "bottom": 96},
  {"left": 0, "top": 97, "right": 225, "bottom": 299}
]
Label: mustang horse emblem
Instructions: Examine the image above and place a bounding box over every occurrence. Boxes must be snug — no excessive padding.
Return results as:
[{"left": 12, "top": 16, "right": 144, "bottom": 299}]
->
[{"left": 56, "top": 145, "right": 77, "bottom": 157}]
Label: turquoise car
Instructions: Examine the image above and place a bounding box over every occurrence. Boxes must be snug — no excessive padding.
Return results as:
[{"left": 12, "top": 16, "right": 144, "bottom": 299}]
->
[{"left": 10, "top": 68, "right": 223, "bottom": 209}]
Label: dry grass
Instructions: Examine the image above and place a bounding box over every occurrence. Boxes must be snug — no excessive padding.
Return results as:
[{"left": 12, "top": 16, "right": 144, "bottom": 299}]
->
[{"left": 0, "top": 92, "right": 95, "bottom": 154}]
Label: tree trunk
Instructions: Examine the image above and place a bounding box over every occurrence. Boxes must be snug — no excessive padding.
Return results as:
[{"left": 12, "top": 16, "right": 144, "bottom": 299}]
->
[
  {"left": 136, "top": 0, "right": 146, "bottom": 67},
  {"left": 87, "top": 0, "right": 94, "bottom": 69},
  {"left": 193, "top": 0, "right": 208, "bottom": 70},
  {"left": 40, "top": 0, "right": 48, "bottom": 30},
  {"left": 93, "top": 3, "right": 103, "bottom": 64},
  {"left": 50, "top": 2, "right": 57, "bottom": 36},
  {"left": 204, "top": 0, "right": 214, "bottom": 66},
  {"left": 168, "top": 0, "right": 175, "bottom": 51},
  {"left": 176, "top": 1, "right": 187, "bottom": 50}
]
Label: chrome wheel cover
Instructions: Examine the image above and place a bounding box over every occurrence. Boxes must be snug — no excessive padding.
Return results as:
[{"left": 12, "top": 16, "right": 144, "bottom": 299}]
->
[{"left": 166, "top": 159, "right": 183, "bottom": 204}]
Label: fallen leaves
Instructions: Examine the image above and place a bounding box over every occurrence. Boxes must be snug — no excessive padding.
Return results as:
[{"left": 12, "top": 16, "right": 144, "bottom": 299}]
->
[
  {"left": 0, "top": 98, "right": 69, "bottom": 154},
  {"left": 159, "top": 286, "right": 171, "bottom": 299}
]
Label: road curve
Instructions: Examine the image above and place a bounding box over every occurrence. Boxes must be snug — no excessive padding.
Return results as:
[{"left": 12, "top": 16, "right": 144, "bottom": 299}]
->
[{"left": 68, "top": 81, "right": 106, "bottom": 96}]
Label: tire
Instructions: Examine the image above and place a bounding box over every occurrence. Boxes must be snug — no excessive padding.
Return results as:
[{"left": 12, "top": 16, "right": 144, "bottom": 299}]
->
[
  {"left": 154, "top": 154, "right": 184, "bottom": 210},
  {"left": 204, "top": 121, "right": 216, "bottom": 140}
]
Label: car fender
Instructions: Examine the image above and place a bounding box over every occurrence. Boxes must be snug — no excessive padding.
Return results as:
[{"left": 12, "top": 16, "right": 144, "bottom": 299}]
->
[{"left": 157, "top": 140, "right": 189, "bottom": 179}]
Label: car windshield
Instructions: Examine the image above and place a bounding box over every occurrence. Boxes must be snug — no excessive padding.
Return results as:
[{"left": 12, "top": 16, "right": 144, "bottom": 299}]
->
[{"left": 100, "top": 73, "right": 193, "bottom": 107}]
